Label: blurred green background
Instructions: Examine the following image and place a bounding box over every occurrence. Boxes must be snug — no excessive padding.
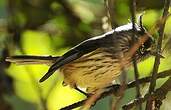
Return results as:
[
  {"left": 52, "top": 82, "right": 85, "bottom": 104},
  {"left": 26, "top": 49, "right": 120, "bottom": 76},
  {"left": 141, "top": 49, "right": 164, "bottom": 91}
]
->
[{"left": 0, "top": 0, "right": 171, "bottom": 110}]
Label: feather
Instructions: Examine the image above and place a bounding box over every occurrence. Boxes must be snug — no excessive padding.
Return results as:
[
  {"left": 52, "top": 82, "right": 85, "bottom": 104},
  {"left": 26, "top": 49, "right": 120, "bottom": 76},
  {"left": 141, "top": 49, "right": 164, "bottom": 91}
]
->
[{"left": 6, "top": 55, "right": 59, "bottom": 65}]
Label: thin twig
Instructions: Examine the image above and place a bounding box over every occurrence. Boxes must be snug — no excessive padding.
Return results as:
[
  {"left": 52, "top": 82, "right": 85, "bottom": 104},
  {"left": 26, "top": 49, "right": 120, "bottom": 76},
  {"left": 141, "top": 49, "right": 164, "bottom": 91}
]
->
[
  {"left": 104, "top": 0, "right": 113, "bottom": 31},
  {"left": 123, "top": 76, "right": 171, "bottom": 110},
  {"left": 104, "top": 0, "right": 117, "bottom": 28},
  {"left": 60, "top": 69, "right": 171, "bottom": 110},
  {"left": 145, "top": 0, "right": 170, "bottom": 109},
  {"left": 129, "top": 0, "right": 142, "bottom": 110},
  {"left": 112, "top": 67, "right": 127, "bottom": 110},
  {"left": 153, "top": 77, "right": 171, "bottom": 109},
  {"left": 81, "top": 90, "right": 104, "bottom": 110}
]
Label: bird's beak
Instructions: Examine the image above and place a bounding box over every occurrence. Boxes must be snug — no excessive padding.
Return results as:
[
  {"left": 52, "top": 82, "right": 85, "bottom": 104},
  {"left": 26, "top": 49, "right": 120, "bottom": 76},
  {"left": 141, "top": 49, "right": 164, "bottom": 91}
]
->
[{"left": 149, "top": 51, "right": 165, "bottom": 58}]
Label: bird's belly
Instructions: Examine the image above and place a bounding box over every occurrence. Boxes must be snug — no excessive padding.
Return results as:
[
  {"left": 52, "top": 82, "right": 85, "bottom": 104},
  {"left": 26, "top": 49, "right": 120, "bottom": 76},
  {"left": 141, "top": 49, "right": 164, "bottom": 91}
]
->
[{"left": 60, "top": 49, "right": 122, "bottom": 92}]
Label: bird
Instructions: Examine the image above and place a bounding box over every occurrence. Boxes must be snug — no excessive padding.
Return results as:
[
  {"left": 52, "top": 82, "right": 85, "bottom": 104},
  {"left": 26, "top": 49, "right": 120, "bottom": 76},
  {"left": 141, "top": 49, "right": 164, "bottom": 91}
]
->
[{"left": 6, "top": 20, "right": 154, "bottom": 94}]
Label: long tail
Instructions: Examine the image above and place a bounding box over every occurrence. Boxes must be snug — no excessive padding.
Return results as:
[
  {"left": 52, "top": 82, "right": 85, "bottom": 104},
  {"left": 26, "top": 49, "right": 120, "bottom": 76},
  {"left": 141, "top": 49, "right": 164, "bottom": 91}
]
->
[{"left": 6, "top": 55, "right": 60, "bottom": 66}]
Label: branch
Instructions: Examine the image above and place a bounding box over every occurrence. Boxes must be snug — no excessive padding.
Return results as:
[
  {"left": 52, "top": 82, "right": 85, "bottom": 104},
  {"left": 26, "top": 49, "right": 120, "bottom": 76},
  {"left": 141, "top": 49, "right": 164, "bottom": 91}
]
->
[
  {"left": 129, "top": 0, "right": 142, "bottom": 109},
  {"left": 104, "top": 0, "right": 112, "bottom": 31},
  {"left": 145, "top": 0, "right": 170, "bottom": 109},
  {"left": 123, "top": 76, "right": 171, "bottom": 110},
  {"left": 104, "top": 0, "right": 118, "bottom": 29},
  {"left": 60, "top": 69, "right": 171, "bottom": 110}
]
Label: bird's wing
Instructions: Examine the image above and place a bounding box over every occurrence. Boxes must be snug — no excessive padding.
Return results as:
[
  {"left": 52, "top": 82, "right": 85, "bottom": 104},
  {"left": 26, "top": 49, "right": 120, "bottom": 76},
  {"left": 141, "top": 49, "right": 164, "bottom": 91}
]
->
[{"left": 39, "top": 32, "right": 114, "bottom": 82}]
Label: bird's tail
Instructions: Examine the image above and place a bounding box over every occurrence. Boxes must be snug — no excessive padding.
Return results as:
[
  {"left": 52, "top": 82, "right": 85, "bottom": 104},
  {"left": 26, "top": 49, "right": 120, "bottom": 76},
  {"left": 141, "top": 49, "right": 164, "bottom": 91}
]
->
[{"left": 6, "top": 55, "right": 60, "bottom": 66}]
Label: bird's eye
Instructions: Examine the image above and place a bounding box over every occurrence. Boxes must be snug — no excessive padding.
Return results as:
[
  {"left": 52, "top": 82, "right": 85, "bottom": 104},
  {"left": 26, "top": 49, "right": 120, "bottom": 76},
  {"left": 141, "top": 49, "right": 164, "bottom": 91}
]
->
[
  {"left": 143, "top": 37, "right": 154, "bottom": 50},
  {"left": 139, "top": 44, "right": 145, "bottom": 54},
  {"left": 139, "top": 37, "right": 153, "bottom": 54}
]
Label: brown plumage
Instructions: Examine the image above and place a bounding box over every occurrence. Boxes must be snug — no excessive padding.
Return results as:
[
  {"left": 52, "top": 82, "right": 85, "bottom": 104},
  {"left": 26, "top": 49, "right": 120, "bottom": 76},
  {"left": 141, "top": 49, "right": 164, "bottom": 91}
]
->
[{"left": 6, "top": 23, "right": 154, "bottom": 93}]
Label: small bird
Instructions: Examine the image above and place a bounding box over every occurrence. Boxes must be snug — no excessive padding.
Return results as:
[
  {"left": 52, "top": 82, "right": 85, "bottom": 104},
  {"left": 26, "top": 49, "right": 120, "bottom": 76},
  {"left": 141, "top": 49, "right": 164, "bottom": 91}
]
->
[{"left": 6, "top": 20, "right": 154, "bottom": 93}]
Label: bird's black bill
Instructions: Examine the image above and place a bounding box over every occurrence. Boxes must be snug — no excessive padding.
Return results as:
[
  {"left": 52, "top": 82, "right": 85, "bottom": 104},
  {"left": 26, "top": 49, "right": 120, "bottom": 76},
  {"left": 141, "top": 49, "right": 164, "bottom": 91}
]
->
[{"left": 150, "top": 52, "right": 165, "bottom": 58}]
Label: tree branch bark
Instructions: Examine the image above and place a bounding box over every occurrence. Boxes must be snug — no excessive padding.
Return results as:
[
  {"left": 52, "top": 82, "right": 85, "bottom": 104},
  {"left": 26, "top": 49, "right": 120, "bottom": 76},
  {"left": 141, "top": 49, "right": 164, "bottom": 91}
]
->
[
  {"left": 130, "top": 0, "right": 142, "bottom": 109},
  {"left": 145, "top": 0, "right": 170, "bottom": 109},
  {"left": 60, "top": 69, "right": 171, "bottom": 110},
  {"left": 123, "top": 76, "right": 171, "bottom": 110}
]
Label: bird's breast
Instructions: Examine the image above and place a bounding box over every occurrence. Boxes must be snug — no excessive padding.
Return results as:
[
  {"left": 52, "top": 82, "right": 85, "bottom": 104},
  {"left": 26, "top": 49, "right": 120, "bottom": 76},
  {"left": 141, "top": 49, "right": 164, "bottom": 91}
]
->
[{"left": 60, "top": 47, "right": 129, "bottom": 93}]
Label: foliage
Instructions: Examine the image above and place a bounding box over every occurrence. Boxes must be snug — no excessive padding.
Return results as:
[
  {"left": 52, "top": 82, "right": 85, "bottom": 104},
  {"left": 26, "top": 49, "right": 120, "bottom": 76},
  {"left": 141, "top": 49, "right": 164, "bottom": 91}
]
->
[{"left": 0, "top": 0, "right": 171, "bottom": 110}]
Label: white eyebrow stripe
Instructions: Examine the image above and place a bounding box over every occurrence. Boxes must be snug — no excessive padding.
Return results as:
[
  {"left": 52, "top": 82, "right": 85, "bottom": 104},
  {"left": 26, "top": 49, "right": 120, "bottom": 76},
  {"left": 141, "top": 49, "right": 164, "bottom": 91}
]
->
[
  {"left": 90, "top": 30, "right": 115, "bottom": 40},
  {"left": 115, "top": 23, "right": 141, "bottom": 32},
  {"left": 89, "top": 23, "right": 141, "bottom": 40}
]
